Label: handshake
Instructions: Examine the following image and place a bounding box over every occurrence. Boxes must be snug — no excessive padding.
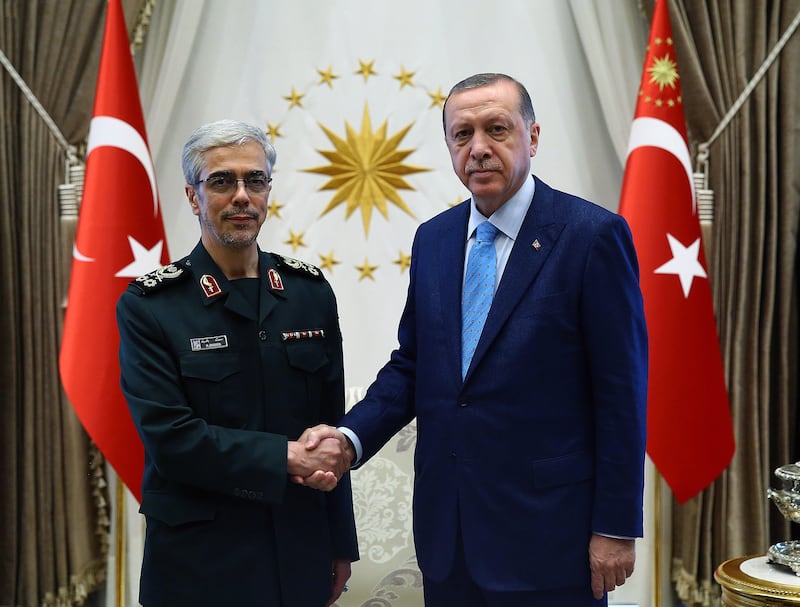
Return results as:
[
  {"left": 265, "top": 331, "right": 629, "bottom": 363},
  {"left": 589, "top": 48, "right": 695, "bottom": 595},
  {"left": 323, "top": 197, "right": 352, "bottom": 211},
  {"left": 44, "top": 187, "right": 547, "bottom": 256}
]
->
[{"left": 287, "top": 424, "right": 355, "bottom": 491}]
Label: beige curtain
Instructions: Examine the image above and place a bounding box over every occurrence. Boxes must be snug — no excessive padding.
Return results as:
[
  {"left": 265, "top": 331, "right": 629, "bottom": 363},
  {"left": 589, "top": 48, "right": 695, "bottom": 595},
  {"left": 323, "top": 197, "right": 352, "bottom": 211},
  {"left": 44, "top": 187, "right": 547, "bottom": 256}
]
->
[
  {"left": 657, "top": 0, "right": 800, "bottom": 604},
  {"left": 0, "top": 1, "right": 146, "bottom": 605}
]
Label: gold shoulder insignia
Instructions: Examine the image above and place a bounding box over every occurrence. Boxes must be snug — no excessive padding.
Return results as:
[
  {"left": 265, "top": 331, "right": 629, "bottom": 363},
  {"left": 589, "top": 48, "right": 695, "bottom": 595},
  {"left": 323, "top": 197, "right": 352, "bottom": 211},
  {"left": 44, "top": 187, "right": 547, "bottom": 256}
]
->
[
  {"left": 128, "top": 262, "right": 188, "bottom": 295},
  {"left": 270, "top": 253, "right": 323, "bottom": 279}
]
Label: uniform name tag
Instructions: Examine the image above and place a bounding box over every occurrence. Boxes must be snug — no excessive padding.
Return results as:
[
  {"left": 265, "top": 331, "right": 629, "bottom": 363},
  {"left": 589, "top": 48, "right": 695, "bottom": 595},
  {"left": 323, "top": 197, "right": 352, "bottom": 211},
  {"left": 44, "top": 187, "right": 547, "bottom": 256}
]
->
[{"left": 190, "top": 335, "right": 229, "bottom": 351}]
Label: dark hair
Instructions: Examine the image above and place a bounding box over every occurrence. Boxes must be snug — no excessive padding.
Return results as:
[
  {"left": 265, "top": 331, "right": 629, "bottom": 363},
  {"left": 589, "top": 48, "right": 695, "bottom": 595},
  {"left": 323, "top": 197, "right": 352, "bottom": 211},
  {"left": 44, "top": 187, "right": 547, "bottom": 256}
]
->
[{"left": 442, "top": 73, "right": 536, "bottom": 132}]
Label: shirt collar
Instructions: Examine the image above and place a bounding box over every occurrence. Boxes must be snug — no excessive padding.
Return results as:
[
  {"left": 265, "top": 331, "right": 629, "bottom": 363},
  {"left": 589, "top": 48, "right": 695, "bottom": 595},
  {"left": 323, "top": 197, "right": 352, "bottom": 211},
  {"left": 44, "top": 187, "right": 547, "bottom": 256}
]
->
[{"left": 466, "top": 174, "right": 536, "bottom": 241}]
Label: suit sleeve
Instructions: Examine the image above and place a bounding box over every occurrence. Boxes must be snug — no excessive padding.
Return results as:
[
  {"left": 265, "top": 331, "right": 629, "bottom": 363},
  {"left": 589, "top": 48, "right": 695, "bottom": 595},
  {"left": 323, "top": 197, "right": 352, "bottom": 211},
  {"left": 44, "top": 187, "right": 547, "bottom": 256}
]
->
[
  {"left": 581, "top": 214, "right": 648, "bottom": 537},
  {"left": 339, "top": 231, "right": 421, "bottom": 465}
]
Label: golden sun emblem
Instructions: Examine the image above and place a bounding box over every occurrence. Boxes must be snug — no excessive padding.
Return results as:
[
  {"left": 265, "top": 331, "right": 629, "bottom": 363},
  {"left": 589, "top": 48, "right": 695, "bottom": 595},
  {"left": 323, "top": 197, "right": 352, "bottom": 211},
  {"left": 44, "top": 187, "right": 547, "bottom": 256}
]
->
[
  {"left": 304, "top": 103, "right": 431, "bottom": 235},
  {"left": 647, "top": 55, "right": 679, "bottom": 91}
]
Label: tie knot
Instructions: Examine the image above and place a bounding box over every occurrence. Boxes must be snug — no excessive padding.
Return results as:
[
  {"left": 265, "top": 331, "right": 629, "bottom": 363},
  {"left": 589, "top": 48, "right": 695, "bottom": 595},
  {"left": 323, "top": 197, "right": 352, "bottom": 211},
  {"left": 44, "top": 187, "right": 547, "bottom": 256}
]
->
[{"left": 475, "top": 221, "right": 499, "bottom": 243}]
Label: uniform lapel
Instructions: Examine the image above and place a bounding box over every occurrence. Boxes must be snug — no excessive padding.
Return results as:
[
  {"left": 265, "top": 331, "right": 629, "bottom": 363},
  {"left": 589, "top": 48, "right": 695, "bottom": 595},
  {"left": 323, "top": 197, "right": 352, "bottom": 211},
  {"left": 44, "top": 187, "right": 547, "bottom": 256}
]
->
[{"left": 258, "top": 252, "right": 282, "bottom": 325}]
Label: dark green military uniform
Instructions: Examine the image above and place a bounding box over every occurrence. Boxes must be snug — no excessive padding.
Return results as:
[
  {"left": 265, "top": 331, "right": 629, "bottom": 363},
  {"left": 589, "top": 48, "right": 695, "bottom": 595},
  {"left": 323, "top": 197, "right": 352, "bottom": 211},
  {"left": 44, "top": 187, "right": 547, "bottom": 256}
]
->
[{"left": 117, "top": 242, "right": 358, "bottom": 607}]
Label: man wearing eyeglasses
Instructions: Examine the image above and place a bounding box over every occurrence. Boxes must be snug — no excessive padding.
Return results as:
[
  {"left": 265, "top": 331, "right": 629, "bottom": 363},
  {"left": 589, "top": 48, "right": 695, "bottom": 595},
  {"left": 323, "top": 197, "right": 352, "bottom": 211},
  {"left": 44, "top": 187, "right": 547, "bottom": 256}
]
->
[{"left": 116, "top": 119, "right": 358, "bottom": 607}]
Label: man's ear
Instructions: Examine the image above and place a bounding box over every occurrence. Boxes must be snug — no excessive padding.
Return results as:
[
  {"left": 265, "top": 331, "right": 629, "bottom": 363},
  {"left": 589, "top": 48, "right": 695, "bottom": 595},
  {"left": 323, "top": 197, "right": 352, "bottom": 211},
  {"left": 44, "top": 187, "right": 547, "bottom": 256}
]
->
[
  {"left": 185, "top": 185, "right": 200, "bottom": 215},
  {"left": 529, "top": 122, "right": 541, "bottom": 158}
]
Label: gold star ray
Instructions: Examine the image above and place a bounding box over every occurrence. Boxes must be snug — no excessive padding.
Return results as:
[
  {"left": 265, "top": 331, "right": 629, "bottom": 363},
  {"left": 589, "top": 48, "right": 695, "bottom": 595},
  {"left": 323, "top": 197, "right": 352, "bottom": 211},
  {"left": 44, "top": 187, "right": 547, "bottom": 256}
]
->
[{"left": 304, "top": 103, "right": 430, "bottom": 235}]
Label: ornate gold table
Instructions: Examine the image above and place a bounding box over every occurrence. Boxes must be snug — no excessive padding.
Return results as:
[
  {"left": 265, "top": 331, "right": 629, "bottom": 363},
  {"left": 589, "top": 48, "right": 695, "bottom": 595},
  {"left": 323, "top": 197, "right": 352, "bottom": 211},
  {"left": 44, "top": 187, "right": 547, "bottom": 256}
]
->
[{"left": 716, "top": 555, "right": 800, "bottom": 606}]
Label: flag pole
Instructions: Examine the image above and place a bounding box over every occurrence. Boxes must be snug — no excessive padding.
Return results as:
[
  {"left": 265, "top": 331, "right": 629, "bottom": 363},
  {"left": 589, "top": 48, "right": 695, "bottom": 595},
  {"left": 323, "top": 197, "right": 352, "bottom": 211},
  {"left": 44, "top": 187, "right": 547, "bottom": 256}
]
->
[
  {"left": 653, "top": 469, "right": 662, "bottom": 607},
  {"left": 115, "top": 477, "right": 126, "bottom": 607}
]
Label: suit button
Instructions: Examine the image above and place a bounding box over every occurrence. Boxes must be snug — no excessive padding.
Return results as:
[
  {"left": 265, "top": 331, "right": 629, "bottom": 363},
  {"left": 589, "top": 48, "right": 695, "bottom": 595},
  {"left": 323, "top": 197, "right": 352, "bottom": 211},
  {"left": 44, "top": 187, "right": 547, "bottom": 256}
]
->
[
  {"left": 459, "top": 402, "right": 468, "bottom": 408},
  {"left": 258, "top": 330, "right": 267, "bottom": 341}
]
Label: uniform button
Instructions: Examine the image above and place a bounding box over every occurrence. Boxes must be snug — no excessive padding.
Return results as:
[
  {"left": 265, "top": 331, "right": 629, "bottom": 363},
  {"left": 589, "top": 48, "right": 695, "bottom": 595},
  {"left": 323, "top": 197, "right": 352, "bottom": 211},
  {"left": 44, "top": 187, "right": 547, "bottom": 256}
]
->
[{"left": 258, "top": 330, "right": 267, "bottom": 341}]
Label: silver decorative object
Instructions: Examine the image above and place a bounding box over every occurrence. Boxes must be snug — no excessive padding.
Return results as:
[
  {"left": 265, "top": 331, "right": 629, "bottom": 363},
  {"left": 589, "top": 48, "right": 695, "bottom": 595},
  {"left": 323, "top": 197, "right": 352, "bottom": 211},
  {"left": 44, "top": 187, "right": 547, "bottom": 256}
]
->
[{"left": 767, "top": 462, "right": 800, "bottom": 575}]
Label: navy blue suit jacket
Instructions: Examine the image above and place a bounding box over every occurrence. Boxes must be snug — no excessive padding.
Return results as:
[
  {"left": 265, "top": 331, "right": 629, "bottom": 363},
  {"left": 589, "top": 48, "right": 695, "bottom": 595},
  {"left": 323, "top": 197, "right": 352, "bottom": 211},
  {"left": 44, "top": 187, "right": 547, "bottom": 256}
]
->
[{"left": 341, "top": 176, "right": 647, "bottom": 592}]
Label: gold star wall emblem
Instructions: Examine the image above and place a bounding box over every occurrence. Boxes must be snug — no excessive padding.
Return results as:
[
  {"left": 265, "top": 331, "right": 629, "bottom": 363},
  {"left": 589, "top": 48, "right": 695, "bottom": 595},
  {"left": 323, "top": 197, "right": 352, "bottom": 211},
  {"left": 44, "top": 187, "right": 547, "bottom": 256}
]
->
[
  {"left": 356, "top": 258, "right": 378, "bottom": 281},
  {"left": 304, "top": 103, "right": 431, "bottom": 235},
  {"left": 355, "top": 59, "right": 378, "bottom": 82},
  {"left": 283, "top": 87, "right": 305, "bottom": 109},
  {"left": 268, "top": 199, "right": 285, "bottom": 218},
  {"left": 394, "top": 66, "right": 416, "bottom": 89},
  {"left": 317, "top": 66, "right": 339, "bottom": 88},
  {"left": 266, "top": 123, "right": 283, "bottom": 142},
  {"left": 393, "top": 251, "right": 411, "bottom": 273},
  {"left": 428, "top": 87, "right": 446, "bottom": 108},
  {"left": 318, "top": 250, "right": 341, "bottom": 273},
  {"left": 264, "top": 61, "right": 447, "bottom": 284},
  {"left": 284, "top": 230, "right": 307, "bottom": 252}
]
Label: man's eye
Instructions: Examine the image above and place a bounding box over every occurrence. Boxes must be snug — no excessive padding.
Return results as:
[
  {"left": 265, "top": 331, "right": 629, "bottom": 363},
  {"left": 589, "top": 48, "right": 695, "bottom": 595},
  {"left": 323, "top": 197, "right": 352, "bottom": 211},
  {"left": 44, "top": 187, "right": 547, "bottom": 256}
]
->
[
  {"left": 247, "top": 177, "right": 267, "bottom": 187},
  {"left": 209, "top": 176, "right": 230, "bottom": 187}
]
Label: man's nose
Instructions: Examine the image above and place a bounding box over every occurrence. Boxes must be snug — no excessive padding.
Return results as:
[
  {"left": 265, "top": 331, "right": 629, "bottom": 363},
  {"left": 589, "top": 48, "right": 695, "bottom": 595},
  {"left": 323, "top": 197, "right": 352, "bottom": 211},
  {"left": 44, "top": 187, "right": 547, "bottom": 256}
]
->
[
  {"left": 470, "top": 132, "right": 492, "bottom": 158},
  {"left": 231, "top": 180, "right": 251, "bottom": 204}
]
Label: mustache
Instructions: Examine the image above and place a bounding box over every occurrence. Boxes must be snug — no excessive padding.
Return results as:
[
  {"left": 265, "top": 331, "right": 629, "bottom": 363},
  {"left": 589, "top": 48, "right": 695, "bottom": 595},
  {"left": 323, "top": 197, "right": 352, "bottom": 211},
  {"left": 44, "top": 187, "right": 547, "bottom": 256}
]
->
[
  {"left": 466, "top": 161, "right": 502, "bottom": 173},
  {"left": 221, "top": 209, "right": 259, "bottom": 220}
]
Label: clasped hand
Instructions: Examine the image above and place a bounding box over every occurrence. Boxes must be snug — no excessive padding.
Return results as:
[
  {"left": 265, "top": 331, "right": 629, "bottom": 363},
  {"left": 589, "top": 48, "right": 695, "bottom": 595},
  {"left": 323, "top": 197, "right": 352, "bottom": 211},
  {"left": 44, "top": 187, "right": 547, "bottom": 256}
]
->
[{"left": 287, "top": 425, "right": 353, "bottom": 491}]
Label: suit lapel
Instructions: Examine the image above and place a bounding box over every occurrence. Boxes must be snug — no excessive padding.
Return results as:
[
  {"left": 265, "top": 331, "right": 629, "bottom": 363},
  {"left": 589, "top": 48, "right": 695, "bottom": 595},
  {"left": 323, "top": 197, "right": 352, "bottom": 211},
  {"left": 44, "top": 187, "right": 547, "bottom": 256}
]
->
[
  {"left": 464, "top": 179, "right": 565, "bottom": 382},
  {"left": 437, "top": 205, "right": 470, "bottom": 384}
]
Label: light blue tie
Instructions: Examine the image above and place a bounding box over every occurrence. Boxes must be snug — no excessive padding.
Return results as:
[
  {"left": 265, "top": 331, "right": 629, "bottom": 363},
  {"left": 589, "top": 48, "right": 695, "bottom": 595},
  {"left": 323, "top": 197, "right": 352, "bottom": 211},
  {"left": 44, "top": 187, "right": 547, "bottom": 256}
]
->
[{"left": 462, "top": 221, "right": 500, "bottom": 379}]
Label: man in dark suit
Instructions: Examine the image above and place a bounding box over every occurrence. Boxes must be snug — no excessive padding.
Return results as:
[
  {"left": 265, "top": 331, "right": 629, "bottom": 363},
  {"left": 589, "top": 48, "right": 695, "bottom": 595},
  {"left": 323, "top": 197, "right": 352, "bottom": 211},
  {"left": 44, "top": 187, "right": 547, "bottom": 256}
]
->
[
  {"left": 299, "top": 73, "right": 647, "bottom": 606},
  {"left": 117, "top": 119, "right": 358, "bottom": 607}
]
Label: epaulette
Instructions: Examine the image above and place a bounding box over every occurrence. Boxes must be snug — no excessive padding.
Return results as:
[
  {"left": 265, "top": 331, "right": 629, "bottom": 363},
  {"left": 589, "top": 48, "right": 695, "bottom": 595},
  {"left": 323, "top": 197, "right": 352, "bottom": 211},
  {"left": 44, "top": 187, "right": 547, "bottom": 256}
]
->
[
  {"left": 270, "top": 253, "right": 323, "bottom": 280},
  {"left": 128, "top": 261, "right": 190, "bottom": 295}
]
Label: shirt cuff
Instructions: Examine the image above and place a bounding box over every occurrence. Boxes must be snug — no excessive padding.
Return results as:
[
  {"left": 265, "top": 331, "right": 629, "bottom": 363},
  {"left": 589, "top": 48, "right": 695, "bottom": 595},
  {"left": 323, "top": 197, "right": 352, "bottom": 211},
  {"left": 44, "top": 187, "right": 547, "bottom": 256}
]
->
[{"left": 337, "top": 426, "right": 363, "bottom": 467}]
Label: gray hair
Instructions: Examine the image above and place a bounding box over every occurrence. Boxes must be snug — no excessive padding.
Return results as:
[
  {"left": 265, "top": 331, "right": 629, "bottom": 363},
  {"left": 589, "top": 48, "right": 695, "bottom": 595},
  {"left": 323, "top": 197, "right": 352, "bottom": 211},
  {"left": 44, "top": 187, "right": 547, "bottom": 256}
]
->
[
  {"left": 181, "top": 119, "right": 277, "bottom": 184},
  {"left": 442, "top": 73, "right": 536, "bottom": 132}
]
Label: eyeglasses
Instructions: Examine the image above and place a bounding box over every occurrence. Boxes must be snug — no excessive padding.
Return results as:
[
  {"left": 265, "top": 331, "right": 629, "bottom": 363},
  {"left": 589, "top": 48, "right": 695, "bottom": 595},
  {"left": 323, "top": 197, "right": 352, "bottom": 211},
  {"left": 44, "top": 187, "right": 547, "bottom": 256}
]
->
[{"left": 194, "top": 172, "right": 272, "bottom": 194}]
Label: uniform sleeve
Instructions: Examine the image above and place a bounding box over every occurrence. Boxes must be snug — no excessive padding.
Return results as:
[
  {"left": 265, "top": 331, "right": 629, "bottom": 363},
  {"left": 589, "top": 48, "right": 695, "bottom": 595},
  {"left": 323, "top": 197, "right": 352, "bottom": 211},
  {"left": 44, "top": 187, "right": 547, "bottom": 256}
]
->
[
  {"left": 317, "top": 280, "right": 360, "bottom": 561},
  {"left": 117, "top": 289, "right": 289, "bottom": 503}
]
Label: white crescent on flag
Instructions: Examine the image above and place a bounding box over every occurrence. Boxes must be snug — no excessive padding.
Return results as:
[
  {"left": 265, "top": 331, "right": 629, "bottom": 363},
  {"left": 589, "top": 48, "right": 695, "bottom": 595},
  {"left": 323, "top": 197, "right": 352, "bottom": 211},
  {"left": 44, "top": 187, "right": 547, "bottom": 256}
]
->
[
  {"left": 625, "top": 116, "right": 696, "bottom": 213},
  {"left": 73, "top": 116, "right": 160, "bottom": 262},
  {"left": 86, "top": 115, "right": 159, "bottom": 216}
]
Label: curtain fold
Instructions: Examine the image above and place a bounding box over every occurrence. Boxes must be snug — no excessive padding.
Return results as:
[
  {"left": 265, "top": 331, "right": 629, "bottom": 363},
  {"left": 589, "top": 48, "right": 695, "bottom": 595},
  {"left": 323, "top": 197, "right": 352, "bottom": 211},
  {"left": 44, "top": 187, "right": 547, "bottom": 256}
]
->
[
  {"left": 0, "top": 1, "right": 146, "bottom": 605},
  {"left": 664, "top": 0, "right": 800, "bottom": 604}
]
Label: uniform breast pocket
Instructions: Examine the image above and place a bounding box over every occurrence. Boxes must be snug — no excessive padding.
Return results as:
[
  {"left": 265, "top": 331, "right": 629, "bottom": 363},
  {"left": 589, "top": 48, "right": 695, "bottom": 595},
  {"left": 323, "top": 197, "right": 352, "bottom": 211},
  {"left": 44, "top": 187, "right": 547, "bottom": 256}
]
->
[
  {"left": 284, "top": 341, "right": 329, "bottom": 425},
  {"left": 179, "top": 351, "right": 244, "bottom": 426}
]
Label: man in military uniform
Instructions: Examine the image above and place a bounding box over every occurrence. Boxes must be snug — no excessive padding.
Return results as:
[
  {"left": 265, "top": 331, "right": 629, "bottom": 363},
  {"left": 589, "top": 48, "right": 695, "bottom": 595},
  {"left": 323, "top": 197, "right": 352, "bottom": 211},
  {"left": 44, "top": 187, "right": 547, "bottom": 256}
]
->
[{"left": 116, "top": 119, "right": 358, "bottom": 607}]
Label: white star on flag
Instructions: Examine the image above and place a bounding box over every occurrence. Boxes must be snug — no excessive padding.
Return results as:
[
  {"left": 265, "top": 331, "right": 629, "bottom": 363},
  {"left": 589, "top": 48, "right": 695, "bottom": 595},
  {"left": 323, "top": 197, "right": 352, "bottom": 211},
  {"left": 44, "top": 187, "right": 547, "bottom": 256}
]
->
[
  {"left": 115, "top": 236, "right": 164, "bottom": 277},
  {"left": 653, "top": 233, "right": 707, "bottom": 298}
]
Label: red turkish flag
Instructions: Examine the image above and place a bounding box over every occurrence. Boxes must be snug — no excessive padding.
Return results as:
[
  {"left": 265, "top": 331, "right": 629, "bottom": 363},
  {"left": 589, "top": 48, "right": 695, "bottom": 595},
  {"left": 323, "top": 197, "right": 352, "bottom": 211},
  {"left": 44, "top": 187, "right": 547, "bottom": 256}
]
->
[
  {"left": 618, "top": 0, "right": 734, "bottom": 503},
  {"left": 59, "top": 0, "right": 168, "bottom": 503}
]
